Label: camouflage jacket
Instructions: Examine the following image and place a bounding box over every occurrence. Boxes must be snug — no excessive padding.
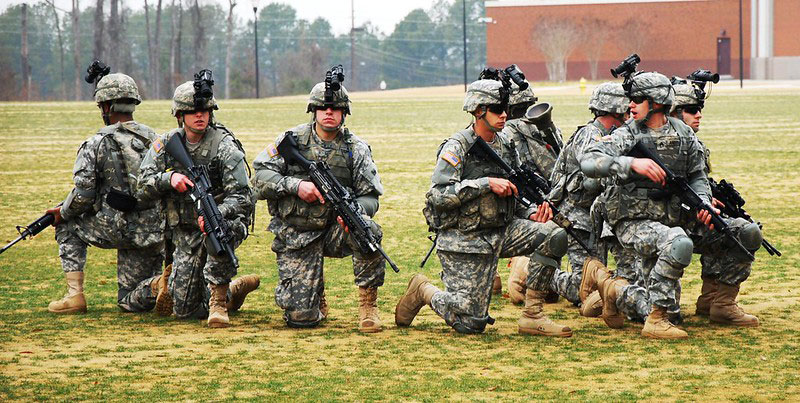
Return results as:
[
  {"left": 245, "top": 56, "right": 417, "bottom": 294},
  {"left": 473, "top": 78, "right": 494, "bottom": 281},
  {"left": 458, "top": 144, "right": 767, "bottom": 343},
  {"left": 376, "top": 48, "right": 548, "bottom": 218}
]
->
[
  {"left": 581, "top": 117, "right": 710, "bottom": 227},
  {"left": 426, "top": 126, "right": 529, "bottom": 254},
  {"left": 60, "top": 121, "right": 164, "bottom": 247},
  {"left": 136, "top": 125, "right": 253, "bottom": 230},
  {"left": 502, "top": 118, "right": 561, "bottom": 180},
  {"left": 548, "top": 119, "right": 611, "bottom": 231},
  {"left": 251, "top": 123, "right": 383, "bottom": 247}
]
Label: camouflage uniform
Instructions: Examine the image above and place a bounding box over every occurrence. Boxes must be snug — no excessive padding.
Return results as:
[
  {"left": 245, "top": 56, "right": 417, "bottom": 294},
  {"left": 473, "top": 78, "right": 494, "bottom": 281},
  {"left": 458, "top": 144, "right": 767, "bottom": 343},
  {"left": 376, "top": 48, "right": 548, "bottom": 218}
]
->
[
  {"left": 503, "top": 84, "right": 561, "bottom": 180},
  {"left": 252, "top": 124, "right": 385, "bottom": 326},
  {"left": 55, "top": 73, "right": 165, "bottom": 312},
  {"left": 137, "top": 82, "right": 253, "bottom": 319},
  {"left": 547, "top": 83, "right": 628, "bottom": 305}
]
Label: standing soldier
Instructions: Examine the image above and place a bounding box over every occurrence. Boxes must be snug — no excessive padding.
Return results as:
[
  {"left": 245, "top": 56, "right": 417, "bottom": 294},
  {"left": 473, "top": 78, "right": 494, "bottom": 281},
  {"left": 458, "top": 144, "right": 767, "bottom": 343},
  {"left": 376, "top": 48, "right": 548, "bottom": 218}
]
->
[
  {"left": 251, "top": 72, "right": 388, "bottom": 332},
  {"left": 544, "top": 82, "right": 628, "bottom": 310},
  {"left": 579, "top": 71, "right": 762, "bottom": 339},
  {"left": 395, "top": 79, "right": 570, "bottom": 336},
  {"left": 137, "top": 79, "right": 259, "bottom": 328},
  {"left": 46, "top": 73, "right": 170, "bottom": 315}
]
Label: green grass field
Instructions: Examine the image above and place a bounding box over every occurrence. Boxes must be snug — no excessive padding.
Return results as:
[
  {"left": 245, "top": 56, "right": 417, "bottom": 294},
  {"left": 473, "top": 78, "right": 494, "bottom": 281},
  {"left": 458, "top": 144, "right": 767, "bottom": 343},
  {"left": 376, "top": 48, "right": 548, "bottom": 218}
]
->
[{"left": 1, "top": 82, "right": 799, "bottom": 401}]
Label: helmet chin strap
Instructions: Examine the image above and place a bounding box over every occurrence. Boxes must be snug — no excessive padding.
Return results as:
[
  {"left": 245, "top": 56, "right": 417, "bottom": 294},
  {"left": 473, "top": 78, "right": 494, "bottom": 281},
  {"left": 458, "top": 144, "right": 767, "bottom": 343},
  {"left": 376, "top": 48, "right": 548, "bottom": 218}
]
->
[
  {"left": 100, "top": 102, "right": 111, "bottom": 125},
  {"left": 477, "top": 108, "right": 503, "bottom": 133},
  {"left": 637, "top": 100, "right": 667, "bottom": 126}
]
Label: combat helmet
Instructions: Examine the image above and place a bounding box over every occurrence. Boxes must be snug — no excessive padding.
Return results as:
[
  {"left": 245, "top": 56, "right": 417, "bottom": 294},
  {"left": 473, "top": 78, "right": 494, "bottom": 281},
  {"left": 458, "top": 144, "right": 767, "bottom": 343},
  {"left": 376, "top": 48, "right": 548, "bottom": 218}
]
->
[
  {"left": 509, "top": 81, "right": 537, "bottom": 106},
  {"left": 588, "top": 82, "right": 628, "bottom": 115},
  {"left": 671, "top": 82, "right": 703, "bottom": 109},
  {"left": 171, "top": 81, "right": 218, "bottom": 117},
  {"left": 94, "top": 73, "right": 141, "bottom": 113},
  {"left": 306, "top": 82, "right": 351, "bottom": 115},
  {"left": 626, "top": 72, "right": 674, "bottom": 106},
  {"left": 463, "top": 79, "right": 506, "bottom": 113}
]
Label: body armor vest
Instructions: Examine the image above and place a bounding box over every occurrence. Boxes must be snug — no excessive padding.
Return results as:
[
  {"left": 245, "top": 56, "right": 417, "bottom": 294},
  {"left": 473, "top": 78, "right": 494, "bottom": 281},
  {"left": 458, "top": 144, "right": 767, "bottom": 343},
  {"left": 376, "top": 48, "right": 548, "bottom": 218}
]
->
[
  {"left": 550, "top": 121, "right": 604, "bottom": 209},
  {"left": 275, "top": 124, "right": 356, "bottom": 230},
  {"left": 605, "top": 117, "right": 695, "bottom": 226},
  {"left": 426, "top": 128, "right": 516, "bottom": 232}
]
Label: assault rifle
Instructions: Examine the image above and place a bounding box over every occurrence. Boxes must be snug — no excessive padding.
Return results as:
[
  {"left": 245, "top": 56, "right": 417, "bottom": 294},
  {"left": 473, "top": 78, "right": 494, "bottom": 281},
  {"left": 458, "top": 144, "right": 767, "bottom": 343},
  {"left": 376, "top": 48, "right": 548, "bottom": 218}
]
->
[
  {"left": 276, "top": 133, "right": 400, "bottom": 273},
  {"left": 469, "top": 137, "right": 592, "bottom": 255},
  {"left": 165, "top": 134, "right": 239, "bottom": 268},
  {"left": 629, "top": 142, "right": 755, "bottom": 260},
  {"left": 0, "top": 212, "right": 56, "bottom": 255},
  {"left": 710, "top": 178, "right": 781, "bottom": 256}
]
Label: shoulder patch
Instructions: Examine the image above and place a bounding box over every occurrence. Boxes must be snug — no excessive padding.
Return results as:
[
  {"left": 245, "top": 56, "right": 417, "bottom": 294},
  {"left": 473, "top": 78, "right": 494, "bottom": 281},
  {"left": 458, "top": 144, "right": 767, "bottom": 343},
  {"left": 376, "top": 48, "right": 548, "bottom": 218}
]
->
[
  {"left": 152, "top": 137, "right": 165, "bottom": 154},
  {"left": 266, "top": 143, "right": 279, "bottom": 158},
  {"left": 441, "top": 151, "right": 461, "bottom": 167}
]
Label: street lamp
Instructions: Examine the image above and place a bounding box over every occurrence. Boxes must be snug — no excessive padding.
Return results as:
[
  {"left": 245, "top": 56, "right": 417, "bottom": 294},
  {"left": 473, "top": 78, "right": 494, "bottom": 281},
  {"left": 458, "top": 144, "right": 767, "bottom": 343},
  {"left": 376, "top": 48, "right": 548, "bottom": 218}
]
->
[{"left": 252, "top": 0, "right": 261, "bottom": 98}]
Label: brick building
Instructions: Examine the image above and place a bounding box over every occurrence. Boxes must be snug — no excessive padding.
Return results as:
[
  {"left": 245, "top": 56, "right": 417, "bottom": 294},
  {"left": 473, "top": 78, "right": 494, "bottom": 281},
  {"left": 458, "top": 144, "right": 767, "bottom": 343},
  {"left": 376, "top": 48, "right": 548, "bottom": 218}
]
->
[{"left": 485, "top": 0, "right": 800, "bottom": 81}]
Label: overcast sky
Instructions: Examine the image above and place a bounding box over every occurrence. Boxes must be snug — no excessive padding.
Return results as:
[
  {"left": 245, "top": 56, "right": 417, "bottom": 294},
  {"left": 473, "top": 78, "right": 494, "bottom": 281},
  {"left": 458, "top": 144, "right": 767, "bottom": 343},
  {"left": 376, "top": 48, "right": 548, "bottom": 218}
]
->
[{"left": 0, "top": 0, "right": 439, "bottom": 35}]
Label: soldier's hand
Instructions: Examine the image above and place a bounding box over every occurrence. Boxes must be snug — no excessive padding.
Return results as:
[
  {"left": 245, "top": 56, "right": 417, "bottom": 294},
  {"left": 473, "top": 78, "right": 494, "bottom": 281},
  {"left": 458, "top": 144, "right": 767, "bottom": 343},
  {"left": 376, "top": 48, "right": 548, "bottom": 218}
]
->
[
  {"left": 45, "top": 206, "right": 63, "bottom": 227},
  {"left": 298, "top": 181, "right": 325, "bottom": 204},
  {"left": 170, "top": 173, "right": 194, "bottom": 193},
  {"left": 631, "top": 158, "right": 666, "bottom": 186},
  {"left": 530, "top": 201, "right": 553, "bottom": 223},
  {"left": 696, "top": 207, "right": 720, "bottom": 230},
  {"left": 711, "top": 197, "right": 726, "bottom": 209},
  {"left": 197, "top": 216, "right": 207, "bottom": 234},
  {"left": 336, "top": 216, "right": 349, "bottom": 233},
  {"left": 488, "top": 177, "right": 518, "bottom": 197}
]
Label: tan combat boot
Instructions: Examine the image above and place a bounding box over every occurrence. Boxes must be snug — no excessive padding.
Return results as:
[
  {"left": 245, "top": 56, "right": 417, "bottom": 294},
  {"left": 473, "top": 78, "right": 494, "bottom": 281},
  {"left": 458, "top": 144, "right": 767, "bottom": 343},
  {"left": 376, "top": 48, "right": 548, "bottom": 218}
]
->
[
  {"left": 319, "top": 289, "right": 329, "bottom": 319},
  {"left": 518, "top": 289, "right": 572, "bottom": 337},
  {"left": 579, "top": 257, "right": 610, "bottom": 302},
  {"left": 48, "top": 272, "right": 87, "bottom": 314},
  {"left": 227, "top": 275, "right": 260, "bottom": 312},
  {"left": 579, "top": 290, "right": 602, "bottom": 317},
  {"left": 395, "top": 274, "right": 440, "bottom": 326},
  {"left": 492, "top": 272, "right": 502, "bottom": 295},
  {"left": 598, "top": 276, "right": 628, "bottom": 329},
  {"left": 358, "top": 287, "right": 382, "bottom": 333},
  {"left": 208, "top": 283, "right": 230, "bottom": 328},
  {"left": 642, "top": 306, "right": 688, "bottom": 339},
  {"left": 695, "top": 276, "right": 718, "bottom": 316},
  {"left": 709, "top": 283, "right": 759, "bottom": 327},
  {"left": 151, "top": 264, "right": 173, "bottom": 316},
  {"left": 507, "top": 257, "right": 528, "bottom": 305}
]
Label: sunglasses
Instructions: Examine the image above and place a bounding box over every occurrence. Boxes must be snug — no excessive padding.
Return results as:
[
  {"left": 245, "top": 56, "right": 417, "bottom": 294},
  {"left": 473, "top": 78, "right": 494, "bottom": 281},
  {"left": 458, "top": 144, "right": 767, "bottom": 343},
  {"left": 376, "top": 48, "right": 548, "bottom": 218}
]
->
[
  {"left": 683, "top": 105, "right": 703, "bottom": 114},
  {"left": 486, "top": 104, "right": 508, "bottom": 114},
  {"left": 629, "top": 96, "right": 648, "bottom": 104}
]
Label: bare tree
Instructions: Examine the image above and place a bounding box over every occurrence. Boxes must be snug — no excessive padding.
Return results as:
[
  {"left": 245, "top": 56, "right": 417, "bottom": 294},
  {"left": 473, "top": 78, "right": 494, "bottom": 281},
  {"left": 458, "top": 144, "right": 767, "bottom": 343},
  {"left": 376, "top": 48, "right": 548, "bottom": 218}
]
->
[
  {"left": 224, "top": 0, "right": 236, "bottom": 99},
  {"left": 581, "top": 18, "right": 612, "bottom": 80},
  {"left": 169, "top": 0, "right": 183, "bottom": 91},
  {"left": 72, "top": 0, "right": 81, "bottom": 100},
  {"left": 144, "top": 0, "right": 163, "bottom": 98},
  {"left": 45, "top": 1, "right": 67, "bottom": 100},
  {"left": 21, "top": 3, "right": 31, "bottom": 101},
  {"left": 93, "top": 0, "right": 105, "bottom": 62},
  {"left": 108, "top": 0, "right": 120, "bottom": 69},
  {"left": 615, "top": 18, "right": 651, "bottom": 58},
  {"left": 532, "top": 18, "right": 582, "bottom": 82},
  {"left": 191, "top": 0, "right": 206, "bottom": 73}
]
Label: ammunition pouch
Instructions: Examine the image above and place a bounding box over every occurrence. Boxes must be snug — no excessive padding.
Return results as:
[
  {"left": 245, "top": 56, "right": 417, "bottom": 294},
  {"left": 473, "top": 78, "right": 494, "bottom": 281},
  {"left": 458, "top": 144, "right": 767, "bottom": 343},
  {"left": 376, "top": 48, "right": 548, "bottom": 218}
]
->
[
  {"left": 458, "top": 193, "right": 515, "bottom": 232},
  {"left": 106, "top": 188, "right": 138, "bottom": 212},
  {"left": 274, "top": 195, "right": 333, "bottom": 231}
]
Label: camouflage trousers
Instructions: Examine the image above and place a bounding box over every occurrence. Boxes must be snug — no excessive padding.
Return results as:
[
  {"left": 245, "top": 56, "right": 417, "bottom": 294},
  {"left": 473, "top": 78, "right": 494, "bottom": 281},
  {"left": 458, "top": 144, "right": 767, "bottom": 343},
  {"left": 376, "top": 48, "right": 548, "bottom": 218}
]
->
[
  {"left": 168, "top": 223, "right": 243, "bottom": 319},
  {"left": 430, "top": 219, "right": 564, "bottom": 333},
  {"left": 550, "top": 228, "right": 591, "bottom": 305},
  {"left": 615, "top": 217, "right": 756, "bottom": 321},
  {"left": 271, "top": 220, "right": 385, "bottom": 325},
  {"left": 55, "top": 216, "right": 163, "bottom": 313}
]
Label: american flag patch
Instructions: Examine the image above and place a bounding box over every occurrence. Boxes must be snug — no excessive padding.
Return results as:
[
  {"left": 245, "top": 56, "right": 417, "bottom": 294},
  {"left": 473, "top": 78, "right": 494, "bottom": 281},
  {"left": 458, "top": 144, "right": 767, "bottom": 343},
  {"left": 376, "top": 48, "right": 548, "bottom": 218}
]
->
[
  {"left": 267, "top": 143, "right": 279, "bottom": 158},
  {"left": 153, "top": 138, "right": 164, "bottom": 154},
  {"left": 441, "top": 151, "right": 460, "bottom": 167}
]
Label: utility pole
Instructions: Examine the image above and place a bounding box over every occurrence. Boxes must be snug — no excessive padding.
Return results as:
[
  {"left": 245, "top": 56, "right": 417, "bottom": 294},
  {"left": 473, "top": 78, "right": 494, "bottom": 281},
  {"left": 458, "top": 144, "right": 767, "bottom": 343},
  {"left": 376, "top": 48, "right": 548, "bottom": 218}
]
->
[
  {"left": 254, "top": 5, "right": 260, "bottom": 98},
  {"left": 350, "top": 0, "right": 355, "bottom": 89},
  {"left": 463, "top": 0, "right": 467, "bottom": 91},
  {"left": 739, "top": 0, "right": 744, "bottom": 88}
]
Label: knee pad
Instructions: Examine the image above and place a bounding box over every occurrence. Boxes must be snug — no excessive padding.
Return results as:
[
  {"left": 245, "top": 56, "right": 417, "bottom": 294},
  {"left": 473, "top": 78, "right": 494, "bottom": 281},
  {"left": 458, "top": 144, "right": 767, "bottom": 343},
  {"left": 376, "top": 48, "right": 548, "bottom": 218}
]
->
[
  {"left": 739, "top": 222, "right": 763, "bottom": 250},
  {"left": 668, "top": 236, "right": 694, "bottom": 267},
  {"left": 544, "top": 228, "right": 568, "bottom": 258},
  {"left": 284, "top": 309, "right": 323, "bottom": 328},
  {"left": 449, "top": 314, "right": 495, "bottom": 334}
]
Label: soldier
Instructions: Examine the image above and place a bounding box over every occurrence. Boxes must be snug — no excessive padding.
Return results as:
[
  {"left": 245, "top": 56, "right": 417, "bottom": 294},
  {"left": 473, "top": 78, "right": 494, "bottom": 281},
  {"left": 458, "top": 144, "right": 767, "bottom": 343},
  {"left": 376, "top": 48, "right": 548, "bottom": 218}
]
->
[
  {"left": 251, "top": 78, "right": 387, "bottom": 332},
  {"left": 395, "top": 79, "right": 570, "bottom": 336},
  {"left": 46, "top": 73, "right": 170, "bottom": 315},
  {"left": 498, "top": 81, "right": 563, "bottom": 298},
  {"left": 137, "top": 81, "right": 259, "bottom": 328},
  {"left": 543, "top": 82, "right": 628, "bottom": 310},
  {"left": 579, "top": 72, "right": 762, "bottom": 339}
]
